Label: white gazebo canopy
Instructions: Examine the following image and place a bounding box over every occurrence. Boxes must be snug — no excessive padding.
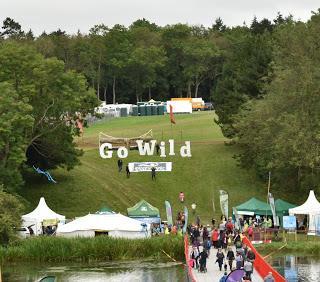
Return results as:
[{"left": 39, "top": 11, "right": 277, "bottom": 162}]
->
[
  {"left": 56, "top": 213, "right": 150, "bottom": 239},
  {"left": 289, "top": 190, "right": 320, "bottom": 235},
  {"left": 22, "top": 197, "right": 65, "bottom": 235}
]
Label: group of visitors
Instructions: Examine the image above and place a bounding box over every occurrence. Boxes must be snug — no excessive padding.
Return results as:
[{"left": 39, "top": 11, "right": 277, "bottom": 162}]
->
[
  {"left": 117, "top": 159, "right": 156, "bottom": 180},
  {"left": 117, "top": 159, "right": 130, "bottom": 178},
  {"left": 188, "top": 215, "right": 276, "bottom": 282}
]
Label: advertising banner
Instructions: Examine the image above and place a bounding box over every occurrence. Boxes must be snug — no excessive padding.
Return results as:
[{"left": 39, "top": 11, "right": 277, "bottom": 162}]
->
[
  {"left": 165, "top": 201, "right": 173, "bottom": 226},
  {"left": 283, "top": 215, "right": 296, "bottom": 230},
  {"left": 128, "top": 162, "right": 172, "bottom": 172},
  {"left": 219, "top": 190, "right": 229, "bottom": 219}
]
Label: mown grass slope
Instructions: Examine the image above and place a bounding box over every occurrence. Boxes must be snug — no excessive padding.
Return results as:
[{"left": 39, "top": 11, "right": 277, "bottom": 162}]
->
[{"left": 20, "top": 112, "right": 289, "bottom": 222}]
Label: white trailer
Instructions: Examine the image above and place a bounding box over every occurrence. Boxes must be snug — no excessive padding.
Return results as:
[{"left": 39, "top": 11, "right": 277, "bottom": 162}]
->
[{"left": 166, "top": 100, "right": 192, "bottom": 114}]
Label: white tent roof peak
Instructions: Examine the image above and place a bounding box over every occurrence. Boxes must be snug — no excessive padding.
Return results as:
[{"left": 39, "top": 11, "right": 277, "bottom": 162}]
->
[
  {"left": 289, "top": 190, "right": 320, "bottom": 215},
  {"left": 22, "top": 197, "right": 65, "bottom": 221}
]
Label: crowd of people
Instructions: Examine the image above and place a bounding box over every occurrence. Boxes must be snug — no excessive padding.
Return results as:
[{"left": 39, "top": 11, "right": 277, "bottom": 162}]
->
[{"left": 188, "top": 215, "right": 275, "bottom": 282}]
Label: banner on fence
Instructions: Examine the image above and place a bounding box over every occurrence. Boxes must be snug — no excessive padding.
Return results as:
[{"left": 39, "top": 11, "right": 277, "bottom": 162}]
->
[
  {"left": 128, "top": 162, "right": 172, "bottom": 172},
  {"left": 219, "top": 190, "right": 229, "bottom": 219}
]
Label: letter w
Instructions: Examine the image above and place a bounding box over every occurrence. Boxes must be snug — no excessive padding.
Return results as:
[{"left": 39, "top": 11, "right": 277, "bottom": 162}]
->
[{"left": 136, "top": 140, "right": 156, "bottom": 155}]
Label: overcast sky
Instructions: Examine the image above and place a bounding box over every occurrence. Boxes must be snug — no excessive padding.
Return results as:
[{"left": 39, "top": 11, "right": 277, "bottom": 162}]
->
[{"left": 1, "top": 0, "right": 319, "bottom": 35}]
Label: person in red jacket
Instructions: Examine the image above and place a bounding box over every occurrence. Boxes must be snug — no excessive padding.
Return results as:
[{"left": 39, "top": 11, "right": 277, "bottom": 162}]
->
[
  {"left": 226, "top": 218, "right": 234, "bottom": 235},
  {"left": 211, "top": 228, "right": 219, "bottom": 248},
  {"left": 179, "top": 192, "right": 185, "bottom": 203}
]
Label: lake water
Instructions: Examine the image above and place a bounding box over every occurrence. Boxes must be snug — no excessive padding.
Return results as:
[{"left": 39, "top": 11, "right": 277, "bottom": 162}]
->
[
  {"left": 269, "top": 255, "right": 320, "bottom": 282},
  {"left": 2, "top": 260, "right": 186, "bottom": 282}
]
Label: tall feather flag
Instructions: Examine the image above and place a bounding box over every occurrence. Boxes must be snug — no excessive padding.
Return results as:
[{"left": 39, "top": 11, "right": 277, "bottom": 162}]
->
[
  {"left": 219, "top": 190, "right": 229, "bottom": 219},
  {"left": 182, "top": 206, "right": 188, "bottom": 233},
  {"left": 165, "top": 200, "right": 173, "bottom": 226},
  {"left": 233, "top": 207, "right": 241, "bottom": 230},
  {"left": 268, "top": 193, "right": 279, "bottom": 226},
  {"left": 169, "top": 105, "right": 176, "bottom": 124}
]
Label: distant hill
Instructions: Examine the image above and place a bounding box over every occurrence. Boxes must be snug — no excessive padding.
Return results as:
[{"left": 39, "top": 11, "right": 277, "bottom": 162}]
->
[{"left": 20, "top": 112, "right": 296, "bottom": 223}]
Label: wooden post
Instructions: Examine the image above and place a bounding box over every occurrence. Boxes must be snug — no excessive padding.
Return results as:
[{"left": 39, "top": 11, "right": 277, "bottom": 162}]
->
[
  {"left": 282, "top": 229, "right": 285, "bottom": 242},
  {"left": 295, "top": 230, "right": 297, "bottom": 242}
]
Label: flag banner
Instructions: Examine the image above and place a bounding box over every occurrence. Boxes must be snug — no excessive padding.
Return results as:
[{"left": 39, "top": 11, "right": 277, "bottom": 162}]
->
[
  {"left": 183, "top": 206, "right": 188, "bottom": 233},
  {"left": 212, "top": 191, "right": 216, "bottom": 213},
  {"left": 128, "top": 162, "right": 172, "bottom": 172},
  {"left": 169, "top": 104, "right": 176, "bottom": 124},
  {"left": 268, "top": 193, "right": 279, "bottom": 226},
  {"left": 165, "top": 201, "right": 173, "bottom": 226},
  {"left": 233, "top": 207, "right": 240, "bottom": 230},
  {"left": 219, "top": 190, "right": 229, "bottom": 219}
]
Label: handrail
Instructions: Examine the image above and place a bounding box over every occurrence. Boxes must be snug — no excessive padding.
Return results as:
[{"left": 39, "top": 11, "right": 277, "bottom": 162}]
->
[
  {"left": 184, "top": 235, "right": 197, "bottom": 282},
  {"left": 242, "top": 236, "right": 286, "bottom": 282}
]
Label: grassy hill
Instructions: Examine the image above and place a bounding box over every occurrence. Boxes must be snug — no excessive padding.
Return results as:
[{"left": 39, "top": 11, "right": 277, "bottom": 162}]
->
[{"left": 20, "top": 112, "right": 290, "bottom": 223}]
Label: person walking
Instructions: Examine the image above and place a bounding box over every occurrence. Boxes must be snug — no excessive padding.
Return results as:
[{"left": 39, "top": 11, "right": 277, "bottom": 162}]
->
[
  {"left": 264, "top": 272, "right": 275, "bottom": 282},
  {"left": 219, "top": 272, "right": 228, "bottom": 282},
  {"left": 211, "top": 228, "right": 219, "bottom": 248},
  {"left": 235, "top": 252, "right": 243, "bottom": 269},
  {"left": 244, "top": 259, "right": 253, "bottom": 279},
  {"left": 190, "top": 246, "right": 200, "bottom": 269},
  {"left": 151, "top": 166, "right": 156, "bottom": 180},
  {"left": 156, "top": 143, "right": 160, "bottom": 155},
  {"left": 179, "top": 191, "right": 185, "bottom": 203},
  {"left": 215, "top": 248, "right": 225, "bottom": 271},
  {"left": 117, "top": 159, "right": 123, "bottom": 172},
  {"left": 126, "top": 165, "right": 130, "bottom": 178},
  {"left": 199, "top": 248, "right": 208, "bottom": 272},
  {"left": 226, "top": 247, "right": 235, "bottom": 271}
]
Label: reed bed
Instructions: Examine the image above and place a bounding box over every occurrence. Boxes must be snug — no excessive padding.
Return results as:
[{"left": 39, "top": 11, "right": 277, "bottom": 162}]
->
[{"left": 0, "top": 235, "right": 184, "bottom": 263}]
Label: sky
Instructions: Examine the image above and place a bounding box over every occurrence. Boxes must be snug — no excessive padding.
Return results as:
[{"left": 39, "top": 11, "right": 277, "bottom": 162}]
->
[{"left": 1, "top": 0, "right": 319, "bottom": 35}]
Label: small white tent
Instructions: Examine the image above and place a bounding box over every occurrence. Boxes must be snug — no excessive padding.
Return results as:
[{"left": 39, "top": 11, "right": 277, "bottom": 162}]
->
[
  {"left": 22, "top": 197, "right": 65, "bottom": 235},
  {"left": 56, "top": 213, "right": 150, "bottom": 239},
  {"left": 289, "top": 190, "right": 320, "bottom": 235}
]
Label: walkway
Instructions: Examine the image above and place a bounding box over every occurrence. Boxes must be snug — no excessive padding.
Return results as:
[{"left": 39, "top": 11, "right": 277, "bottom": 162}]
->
[{"left": 189, "top": 246, "right": 263, "bottom": 282}]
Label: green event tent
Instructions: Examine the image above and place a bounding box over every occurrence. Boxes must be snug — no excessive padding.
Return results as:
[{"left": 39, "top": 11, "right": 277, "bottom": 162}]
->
[
  {"left": 275, "top": 199, "right": 296, "bottom": 226},
  {"left": 97, "top": 205, "right": 114, "bottom": 214},
  {"left": 275, "top": 199, "right": 296, "bottom": 216},
  {"left": 235, "top": 197, "right": 272, "bottom": 215},
  {"left": 127, "top": 200, "right": 160, "bottom": 224}
]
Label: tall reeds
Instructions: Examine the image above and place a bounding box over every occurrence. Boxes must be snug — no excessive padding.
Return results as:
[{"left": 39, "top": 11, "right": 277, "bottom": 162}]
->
[{"left": 0, "top": 235, "right": 184, "bottom": 263}]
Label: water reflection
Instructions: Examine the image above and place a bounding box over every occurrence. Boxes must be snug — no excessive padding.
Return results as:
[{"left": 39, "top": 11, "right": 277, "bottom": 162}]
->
[
  {"left": 269, "top": 255, "right": 320, "bottom": 282},
  {"left": 3, "top": 260, "right": 186, "bottom": 282}
]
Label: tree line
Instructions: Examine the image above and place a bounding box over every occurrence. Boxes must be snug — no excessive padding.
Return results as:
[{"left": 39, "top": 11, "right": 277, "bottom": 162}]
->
[{"left": 1, "top": 10, "right": 320, "bottom": 196}]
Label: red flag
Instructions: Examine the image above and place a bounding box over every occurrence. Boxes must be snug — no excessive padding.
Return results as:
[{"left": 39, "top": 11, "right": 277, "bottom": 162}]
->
[
  {"left": 76, "top": 119, "right": 84, "bottom": 136},
  {"left": 169, "top": 105, "right": 176, "bottom": 124}
]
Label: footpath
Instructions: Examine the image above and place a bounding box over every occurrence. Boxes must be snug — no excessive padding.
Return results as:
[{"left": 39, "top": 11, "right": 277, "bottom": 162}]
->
[{"left": 188, "top": 245, "right": 263, "bottom": 282}]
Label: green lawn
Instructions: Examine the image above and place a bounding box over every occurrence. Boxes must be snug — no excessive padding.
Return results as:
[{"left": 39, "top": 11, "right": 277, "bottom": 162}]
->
[{"left": 20, "top": 112, "right": 286, "bottom": 222}]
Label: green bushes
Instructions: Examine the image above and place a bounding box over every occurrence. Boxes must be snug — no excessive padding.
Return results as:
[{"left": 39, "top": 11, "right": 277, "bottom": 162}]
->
[{"left": 0, "top": 235, "right": 184, "bottom": 263}]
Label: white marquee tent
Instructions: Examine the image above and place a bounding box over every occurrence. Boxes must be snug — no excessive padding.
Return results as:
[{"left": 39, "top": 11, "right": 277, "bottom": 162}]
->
[
  {"left": 22, "top": 197, "right": 65, "bottom": 235},
  {"left": 56, "top": 213, "right": 151, "bottom": 239},
  {"left": 289, "top": 190, "right": 320, "bottom": 235}
]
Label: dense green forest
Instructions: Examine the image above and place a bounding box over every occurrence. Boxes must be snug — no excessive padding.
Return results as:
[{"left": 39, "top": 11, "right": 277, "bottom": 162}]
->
[{"left": 1, "top": 10, "right": 320, "bottom": 243}]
